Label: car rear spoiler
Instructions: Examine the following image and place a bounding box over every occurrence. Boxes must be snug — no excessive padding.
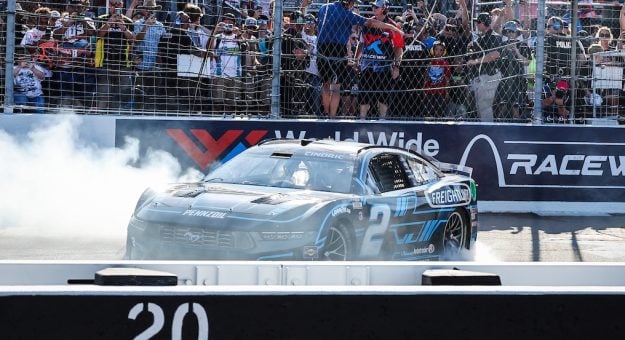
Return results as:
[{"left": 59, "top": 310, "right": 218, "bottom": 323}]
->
[{"left": 436, "top": 161, "right": 473, "bottom": 178}]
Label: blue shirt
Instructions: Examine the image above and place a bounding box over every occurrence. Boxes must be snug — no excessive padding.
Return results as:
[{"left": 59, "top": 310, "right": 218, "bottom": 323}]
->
[
  {"left": 317, "top": 1, "right": 367, "bottom": 45},
  {"left": 133, "top": 18, "right": 166, "bottom": 70}
]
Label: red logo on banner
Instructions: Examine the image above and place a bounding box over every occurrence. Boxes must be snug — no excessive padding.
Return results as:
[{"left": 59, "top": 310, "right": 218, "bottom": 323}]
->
[{"left": 167, "top": 129, "right": 267, "bottom": 169}]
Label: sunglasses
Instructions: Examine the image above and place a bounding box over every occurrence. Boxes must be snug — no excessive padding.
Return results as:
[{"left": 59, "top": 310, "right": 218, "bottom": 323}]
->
[{"left": 599, "top": 34, "right": 610, "bottom": 38}]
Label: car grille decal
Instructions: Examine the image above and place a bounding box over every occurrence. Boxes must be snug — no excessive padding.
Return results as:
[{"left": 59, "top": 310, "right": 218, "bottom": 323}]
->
[{"left": 160, "top": 226, "right": 234, "bottom": 248}]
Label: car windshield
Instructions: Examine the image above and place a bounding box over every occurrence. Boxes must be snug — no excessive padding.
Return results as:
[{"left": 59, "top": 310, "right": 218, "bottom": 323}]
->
[{"left": 204, "top": 151, "right": 356, "bottom": 193}]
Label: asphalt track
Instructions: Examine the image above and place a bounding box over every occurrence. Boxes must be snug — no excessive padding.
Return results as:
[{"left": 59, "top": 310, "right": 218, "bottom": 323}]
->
[{"left": 1, "top": 213, "right": 625, "bottom": 262}]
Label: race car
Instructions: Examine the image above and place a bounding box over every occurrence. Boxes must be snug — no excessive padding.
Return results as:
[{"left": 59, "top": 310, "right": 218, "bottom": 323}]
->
[{"left": 125, "top": 139, "right": 478, "bottom": 261}]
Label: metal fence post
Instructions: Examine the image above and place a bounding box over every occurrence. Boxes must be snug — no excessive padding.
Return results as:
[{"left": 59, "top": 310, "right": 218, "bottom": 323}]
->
[
  {"left": 3, "top": 0, "right": 16, "bottom": 113},
  {"left": 270, "top": 0, "right": 284, "bottom": 119},
  {"left": 532, "top": 0, "right": 546, "bottom": 123}
]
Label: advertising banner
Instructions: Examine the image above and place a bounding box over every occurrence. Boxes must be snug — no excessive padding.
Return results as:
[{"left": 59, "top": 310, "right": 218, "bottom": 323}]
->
[{"left": 115, "top": 119, "right": 625, "bottom": 208}]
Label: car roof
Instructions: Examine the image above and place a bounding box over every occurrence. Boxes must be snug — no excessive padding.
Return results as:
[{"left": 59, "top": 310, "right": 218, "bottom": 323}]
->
[{"left": 256, "top": 139, "right": 380, "bottom": 157}]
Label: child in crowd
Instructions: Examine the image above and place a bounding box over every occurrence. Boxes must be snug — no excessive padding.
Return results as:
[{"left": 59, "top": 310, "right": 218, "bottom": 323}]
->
[{"left": 13, "top": 50, "right": 50, "bottom": 113}]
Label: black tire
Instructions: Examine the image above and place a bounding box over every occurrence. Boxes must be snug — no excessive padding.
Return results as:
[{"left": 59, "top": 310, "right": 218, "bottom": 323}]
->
[
  {"left": 442, "top": 209, "right": 470, "bottom": 260},
  {"left": 320, "top": 222, "right": 354, "bottom": 261}
]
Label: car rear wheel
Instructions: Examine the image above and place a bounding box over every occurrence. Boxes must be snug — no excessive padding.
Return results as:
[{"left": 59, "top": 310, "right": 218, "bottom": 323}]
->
[
  {"left": 442, "top": 209, "right": 469, "bottom": 260},
  {"left": 321, "top": 223, "right": 353, "bottom": 261}
]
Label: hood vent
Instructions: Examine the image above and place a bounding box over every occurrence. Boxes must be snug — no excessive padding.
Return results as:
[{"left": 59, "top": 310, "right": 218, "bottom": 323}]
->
[
  {"left": 171, "top": 187, "right": 205, "bottom": 198},
  {"left": 251, "top": 193, "right": 290, "bottom": 205}
]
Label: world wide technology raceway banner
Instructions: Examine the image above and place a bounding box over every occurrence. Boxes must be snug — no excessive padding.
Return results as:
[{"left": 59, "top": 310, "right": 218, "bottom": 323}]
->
[{"left": 115, "top": 119, "right": 625, "bottom": 211}]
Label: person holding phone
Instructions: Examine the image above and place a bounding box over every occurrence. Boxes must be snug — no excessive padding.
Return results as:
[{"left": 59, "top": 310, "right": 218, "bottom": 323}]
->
[
  {"left": 13, "top": 49, "right": 50, "bottom": 113},
  {"left": 95, "top": 0, "right": 136, "bottom": 109},
  {"left": 133, "top": 0, "right": 166, "bottom": 111},
  {"left": 52, "top": 0, "right": 96, "bottom": 108}
]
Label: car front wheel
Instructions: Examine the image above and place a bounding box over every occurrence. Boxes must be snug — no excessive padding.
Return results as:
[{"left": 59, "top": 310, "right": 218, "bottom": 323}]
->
[{"left": 321, "top": 223, "right": 353, "bottom": 261}]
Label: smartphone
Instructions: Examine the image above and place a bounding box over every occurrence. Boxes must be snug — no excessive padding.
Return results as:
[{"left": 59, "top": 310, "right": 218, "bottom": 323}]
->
[{"left": 115, "top": 8, "right": 123, "bottom": 15}]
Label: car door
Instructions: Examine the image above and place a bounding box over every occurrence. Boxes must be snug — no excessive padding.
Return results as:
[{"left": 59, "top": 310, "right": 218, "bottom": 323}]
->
[{"left": 359, "top": 151, "right": 441, "bottom": 259}]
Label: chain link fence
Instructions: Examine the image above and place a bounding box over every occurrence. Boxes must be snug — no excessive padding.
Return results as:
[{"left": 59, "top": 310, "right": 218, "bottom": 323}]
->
[{"left": 1, "top": 0, "right": 625, "bottom": 125}]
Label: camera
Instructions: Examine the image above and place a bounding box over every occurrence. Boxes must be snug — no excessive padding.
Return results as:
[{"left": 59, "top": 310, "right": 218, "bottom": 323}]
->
[
  {"left": 115, "top": 8, "right": 123, "bottom": 15},
  {"left": 223, "top": 23, "right": 234, "bottom": 31},
  {"left": 555, "top": 88, "right": 566, "bottom": 99}
]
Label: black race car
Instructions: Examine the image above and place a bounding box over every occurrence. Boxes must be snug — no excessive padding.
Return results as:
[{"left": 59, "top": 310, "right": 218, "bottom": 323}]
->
[{"left": 125, "top": 139, "right": 478, "bottom": 260}]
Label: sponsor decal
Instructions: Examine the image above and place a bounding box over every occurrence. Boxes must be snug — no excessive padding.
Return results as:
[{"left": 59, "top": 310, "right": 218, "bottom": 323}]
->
[
  {"left": 183, "top": 231, "right": 202, "bottom": 243},
  {"left": 331, "top": 206, "right": 351, "bottom": 217},
  {"left": 427, "top": 184, "right": 471, "bottom": 207},
  {"left": 413, "top": 244, "right": 436, "bottom": 255},
  {"left": 167, "top": 129, "right": 267, "bottom": 169},
  {"left": 459, "top": 134, "right": 625, "bottom": 189},
  {"left": 304, "top": 151, "right": 344, "bottom": 159},
  {"left": 274, "top": 130, "right": 440, "bottom": 157},
  {"left": 182, "top": 209, "right": 227, "bottom": 218},
  {"left": 303, "top": 246, "right": 319, "bottom": 259}
]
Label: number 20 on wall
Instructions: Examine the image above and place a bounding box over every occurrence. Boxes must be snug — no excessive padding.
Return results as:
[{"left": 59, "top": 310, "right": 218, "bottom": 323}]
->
[{"left": 128, "top": 302, "right": 209, "bottom": 340}]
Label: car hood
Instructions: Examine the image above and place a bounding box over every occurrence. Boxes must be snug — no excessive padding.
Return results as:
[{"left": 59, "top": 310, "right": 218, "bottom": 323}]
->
[{"left": 134, "top": 183, "right": 351, "bottom": 226}]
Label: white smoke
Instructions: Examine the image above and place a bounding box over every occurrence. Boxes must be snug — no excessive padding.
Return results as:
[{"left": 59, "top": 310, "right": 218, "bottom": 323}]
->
[{"left": 0, "top": 116, "right": 202, "bottom": 240}]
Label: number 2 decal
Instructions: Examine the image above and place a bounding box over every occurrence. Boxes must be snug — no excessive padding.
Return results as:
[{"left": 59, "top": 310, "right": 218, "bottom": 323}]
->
[{"left": 360, "top": 204, "right": 391, "bottom": 257}]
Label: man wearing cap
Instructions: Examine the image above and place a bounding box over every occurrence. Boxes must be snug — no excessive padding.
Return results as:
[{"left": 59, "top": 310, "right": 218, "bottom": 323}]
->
[
  {"left": 397, "top": 17, "right": 429, "bottom": 117},
  {"left": 240, "top": 16, "right": 264, "bottom": 112},
  {"left": 316, "top": 0, "right": 403, "bottom": 117},
  {"left": 95, "top": 0, "right": 135, "bottom": 109},
  {"left": 466, "top": 12, "right": 502, "bottom": 122},
  {"left": 53, "top": 0, "right": 97, "bottom": 108},
  {"left": 211, "top": 11, "right": 244, "bottom": 113},
  {"left": 355, "top": 0, "right": 404, "bottom": 119},
  {"left": 544, "top": 16, "right": 587, "bottom": 85},
  {"left": 495, "top": 20, "right": 531, "bottom": 121},
  {"left": 132, "top": 0, "right": 166, "bottom": 110},
  {"left": 542, "top": 79, "right": 572, "bottom": 123},
  {"left": 301, "top": 13, "right": 321, "bottom": 115}
]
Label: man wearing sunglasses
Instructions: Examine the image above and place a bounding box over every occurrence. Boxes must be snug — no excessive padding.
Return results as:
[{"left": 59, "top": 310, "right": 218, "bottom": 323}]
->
[
  {"left": 544, "top": 16, "right": 587, "bottom": 88},
  {"left": 465, "top": 12, "right": 502, "bottom": 122}
]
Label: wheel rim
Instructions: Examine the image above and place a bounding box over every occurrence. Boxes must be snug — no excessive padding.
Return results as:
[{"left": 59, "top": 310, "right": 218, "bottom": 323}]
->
[
  {"left": 443, "top": 211, "right": 467, "bottom": 258},
  {"left": 322, "top": 225, "right": 348, "bottom": 260}
]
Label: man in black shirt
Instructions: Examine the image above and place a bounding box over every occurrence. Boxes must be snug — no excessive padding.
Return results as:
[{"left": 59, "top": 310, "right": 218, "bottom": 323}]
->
[
  {"left": 466, "top": 12, "right": 502, "bottom": 122},
  {"left": 544, "top": 16, "right": 587, "bottom": 84}
]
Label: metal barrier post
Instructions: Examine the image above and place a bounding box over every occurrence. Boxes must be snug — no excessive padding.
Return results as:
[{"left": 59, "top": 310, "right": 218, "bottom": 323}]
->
[
  {"left": 3, "top": 0, "right": 16, "bottom": 113},
  {"left": 532, "top": 0, "right": 546, "bottom": 123},
  {"left": 270, "top": 0, "right": 284, "bottom": 119}
]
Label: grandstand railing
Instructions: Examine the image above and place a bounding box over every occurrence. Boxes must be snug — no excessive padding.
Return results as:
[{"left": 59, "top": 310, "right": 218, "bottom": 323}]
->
[{"left": 1, "top": 0, "right": 624, "bottom": 125}]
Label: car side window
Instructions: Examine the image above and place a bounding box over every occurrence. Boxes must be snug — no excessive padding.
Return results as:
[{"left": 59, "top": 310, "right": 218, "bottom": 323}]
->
[
  {"left": 368, "top": 153, "right": 415, "bottom": 193},
  {"left": 407, "top": 156, "right": 439, "bottom": 185}
]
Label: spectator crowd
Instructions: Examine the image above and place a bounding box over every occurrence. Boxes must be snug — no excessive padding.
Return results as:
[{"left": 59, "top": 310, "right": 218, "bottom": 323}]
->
[{"left": 2, "top": 0, "right": 625, "bottom": 124}]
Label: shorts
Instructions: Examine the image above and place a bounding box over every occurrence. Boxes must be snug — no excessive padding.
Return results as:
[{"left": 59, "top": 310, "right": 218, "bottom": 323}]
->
[
  {"left": 358, "top": 68, "right": 393, "bottom": 105},
  {"left": 317, "top": 43, "right": 350, "bottom": 85}
]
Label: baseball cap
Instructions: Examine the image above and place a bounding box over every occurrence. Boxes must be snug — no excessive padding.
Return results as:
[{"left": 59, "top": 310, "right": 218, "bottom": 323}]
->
[
  {"left": 223, "top": 13, "right": 236, "bottom": 21},
  {"left": 373, "top": 0, "right": 388, "bottom": 8},
  {"left": 245, "top": 17, "right": 258, "bottom": 28},
  {"left": 502, "top": 21, "right": 519, "bottom": 33},
  {"left": 473, "top": 12, "right": 491, "bottom": 26},
  {"left": 556, "top": 79, "right": 569, "bottom": 91}
]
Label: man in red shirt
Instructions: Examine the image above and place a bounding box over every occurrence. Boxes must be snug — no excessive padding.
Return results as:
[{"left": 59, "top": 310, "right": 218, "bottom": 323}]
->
[{"left": 355, "top": 0, "right": 404, "bottom": 119}]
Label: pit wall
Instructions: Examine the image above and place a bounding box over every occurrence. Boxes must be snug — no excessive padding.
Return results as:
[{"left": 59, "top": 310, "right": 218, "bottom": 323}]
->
[{"left": 3, "top": 114, "right": 624, "bottom": 214}]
